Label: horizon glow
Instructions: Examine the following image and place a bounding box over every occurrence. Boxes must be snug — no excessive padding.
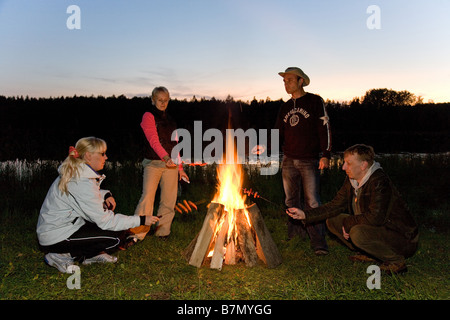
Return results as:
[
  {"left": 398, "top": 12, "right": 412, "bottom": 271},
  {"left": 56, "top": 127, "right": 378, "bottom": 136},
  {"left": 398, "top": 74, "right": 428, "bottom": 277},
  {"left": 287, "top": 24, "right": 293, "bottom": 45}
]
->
[{"left": 0, "top": 0, "right": 449, "bottom": 103}]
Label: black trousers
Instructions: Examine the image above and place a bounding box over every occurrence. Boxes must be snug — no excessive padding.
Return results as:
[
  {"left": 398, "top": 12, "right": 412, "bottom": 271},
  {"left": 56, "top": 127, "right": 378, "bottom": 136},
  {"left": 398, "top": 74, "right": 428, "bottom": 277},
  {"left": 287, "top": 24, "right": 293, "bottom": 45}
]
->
[{"left": 40, "top": 222, "right": 127, "bottom": 262}]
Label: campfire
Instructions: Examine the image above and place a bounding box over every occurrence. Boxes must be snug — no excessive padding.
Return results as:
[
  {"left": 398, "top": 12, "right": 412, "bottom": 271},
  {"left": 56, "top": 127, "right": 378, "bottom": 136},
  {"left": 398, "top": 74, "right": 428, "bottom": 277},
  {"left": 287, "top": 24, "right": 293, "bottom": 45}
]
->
[{"left": 183, "top": 115, "right": 282, "bottom": 270}]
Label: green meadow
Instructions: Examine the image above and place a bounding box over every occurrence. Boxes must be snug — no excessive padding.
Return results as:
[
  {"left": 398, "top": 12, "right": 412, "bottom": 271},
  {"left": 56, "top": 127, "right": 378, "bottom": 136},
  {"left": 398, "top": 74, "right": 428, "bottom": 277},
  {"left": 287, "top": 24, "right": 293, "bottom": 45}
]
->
[{"left": 0, "top": 154, "right": 449, "bottom": 300}]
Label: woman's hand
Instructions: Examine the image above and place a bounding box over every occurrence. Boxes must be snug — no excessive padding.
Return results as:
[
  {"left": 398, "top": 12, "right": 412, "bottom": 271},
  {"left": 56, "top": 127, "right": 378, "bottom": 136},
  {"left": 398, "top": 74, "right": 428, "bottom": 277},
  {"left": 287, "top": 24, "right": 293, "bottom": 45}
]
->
[
  {"left": 163, "top": 155, "right": 177, "bottom": 168},
  {"left": 145, "top": 215, "right": 160, "bottom": 226},
  {"left": 179, "top": 170, "right": 189, "bottom": 183},
  {"left": 104, "top": 196, "right": 116, "bottom": 211},
  {"left": 165, "top": 159, "right": 177, "bottom": 168}
]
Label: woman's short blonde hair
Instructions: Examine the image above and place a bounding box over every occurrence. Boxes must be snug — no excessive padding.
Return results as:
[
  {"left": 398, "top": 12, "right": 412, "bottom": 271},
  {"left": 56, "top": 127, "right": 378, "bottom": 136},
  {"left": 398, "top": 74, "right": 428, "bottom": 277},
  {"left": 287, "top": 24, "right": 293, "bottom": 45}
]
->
[{"left": 151, "top": 86, "right": 170, "bottom": 105}]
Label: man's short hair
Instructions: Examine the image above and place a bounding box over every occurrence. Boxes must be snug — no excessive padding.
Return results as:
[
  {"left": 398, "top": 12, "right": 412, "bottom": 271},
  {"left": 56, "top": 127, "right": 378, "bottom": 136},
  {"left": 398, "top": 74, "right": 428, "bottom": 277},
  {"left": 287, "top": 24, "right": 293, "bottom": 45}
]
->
[{"left": 344, "top": 144, "right": 375, "bottom": 165}]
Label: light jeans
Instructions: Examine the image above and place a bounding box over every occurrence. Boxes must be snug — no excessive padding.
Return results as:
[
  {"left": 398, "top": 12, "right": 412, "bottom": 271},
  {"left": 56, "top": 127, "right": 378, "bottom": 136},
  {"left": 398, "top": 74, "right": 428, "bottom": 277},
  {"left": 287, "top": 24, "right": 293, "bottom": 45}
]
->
[{"left": 132, "top": 159, "right": 178, "bottom": 239}]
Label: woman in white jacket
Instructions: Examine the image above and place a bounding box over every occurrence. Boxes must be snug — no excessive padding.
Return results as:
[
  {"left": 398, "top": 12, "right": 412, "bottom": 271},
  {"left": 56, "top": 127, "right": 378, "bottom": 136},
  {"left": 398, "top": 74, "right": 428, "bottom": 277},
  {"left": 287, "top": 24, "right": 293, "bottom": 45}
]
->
[{"left": 36, "top": 137, "right": 159, "bottom": 273}]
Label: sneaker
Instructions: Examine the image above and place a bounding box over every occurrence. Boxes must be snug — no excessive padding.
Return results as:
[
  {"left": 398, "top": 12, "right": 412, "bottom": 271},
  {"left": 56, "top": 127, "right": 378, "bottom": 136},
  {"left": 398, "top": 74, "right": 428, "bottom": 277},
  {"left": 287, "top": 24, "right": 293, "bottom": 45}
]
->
[
  {"left": 44, "top": 253, "right": 75, "bottom": 273},
  {"left": 82, "top": 253, "right": 118, "bottom": 265},
  {"left": 380, "top": 261, "right": 408, "bottom": 275}
]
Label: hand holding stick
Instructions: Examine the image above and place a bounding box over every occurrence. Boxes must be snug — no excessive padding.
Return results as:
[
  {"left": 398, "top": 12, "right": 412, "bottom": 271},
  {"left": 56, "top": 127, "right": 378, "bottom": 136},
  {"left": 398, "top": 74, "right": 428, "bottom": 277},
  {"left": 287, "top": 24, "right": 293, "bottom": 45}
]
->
[
  {"left": 285, "top": 207, "right": 306, "bottom": 220},
  {"left": 144, "top": 215, "right": 160, "bottom": 226}
]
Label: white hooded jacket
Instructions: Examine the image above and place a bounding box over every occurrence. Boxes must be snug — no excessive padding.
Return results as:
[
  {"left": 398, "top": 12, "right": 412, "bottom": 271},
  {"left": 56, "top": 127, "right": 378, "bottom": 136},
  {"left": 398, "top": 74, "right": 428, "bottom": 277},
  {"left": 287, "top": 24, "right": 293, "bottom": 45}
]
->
[{"left": 36, "top": 163, "right": 140, "bottom": 246}]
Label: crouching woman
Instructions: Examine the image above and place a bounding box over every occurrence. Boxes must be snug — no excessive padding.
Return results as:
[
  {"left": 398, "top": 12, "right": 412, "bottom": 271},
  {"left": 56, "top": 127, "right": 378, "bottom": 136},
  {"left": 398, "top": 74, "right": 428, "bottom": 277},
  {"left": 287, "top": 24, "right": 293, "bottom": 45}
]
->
[{"left": 36, "top": 137, "right": 159, "bottom": 273}]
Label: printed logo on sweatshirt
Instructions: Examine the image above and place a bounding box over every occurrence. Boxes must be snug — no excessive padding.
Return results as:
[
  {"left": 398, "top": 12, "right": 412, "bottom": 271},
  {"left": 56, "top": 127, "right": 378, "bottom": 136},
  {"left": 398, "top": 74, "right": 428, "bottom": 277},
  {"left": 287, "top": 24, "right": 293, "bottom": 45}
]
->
[
  {"left": 289, "top": 114, "right": 299, "bottom": 126},
  {"left": 284, "top": 107, "right": 310, "bottom": 126}
]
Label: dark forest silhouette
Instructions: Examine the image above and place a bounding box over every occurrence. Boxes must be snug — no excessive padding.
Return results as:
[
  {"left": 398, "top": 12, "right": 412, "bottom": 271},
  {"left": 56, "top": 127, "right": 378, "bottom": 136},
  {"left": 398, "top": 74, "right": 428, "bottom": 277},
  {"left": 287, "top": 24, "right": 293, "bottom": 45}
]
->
[{"left": 0, "top": 88, "right": 449, "bottom": 161}]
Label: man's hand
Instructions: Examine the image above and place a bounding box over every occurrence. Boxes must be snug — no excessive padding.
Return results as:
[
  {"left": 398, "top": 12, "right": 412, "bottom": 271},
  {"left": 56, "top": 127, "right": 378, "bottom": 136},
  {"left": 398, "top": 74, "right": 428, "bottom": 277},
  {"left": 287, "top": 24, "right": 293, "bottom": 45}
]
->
[
  {"left": 342, "top": 226, "right": 350, "bottom": 240},
  {"left": 286, "top": 207, "right": 306, "bottom": 220},
  {"left": 318, "top": 157, "right": 330, "bottom": 170}
]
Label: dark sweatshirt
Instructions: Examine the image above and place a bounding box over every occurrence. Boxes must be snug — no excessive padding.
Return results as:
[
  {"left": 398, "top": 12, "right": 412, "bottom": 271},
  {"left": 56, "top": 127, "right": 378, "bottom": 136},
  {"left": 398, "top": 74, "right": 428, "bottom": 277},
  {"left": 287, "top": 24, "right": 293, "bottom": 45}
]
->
[{"left": 275, "top": 93, "right": 331, "bottom": 160}]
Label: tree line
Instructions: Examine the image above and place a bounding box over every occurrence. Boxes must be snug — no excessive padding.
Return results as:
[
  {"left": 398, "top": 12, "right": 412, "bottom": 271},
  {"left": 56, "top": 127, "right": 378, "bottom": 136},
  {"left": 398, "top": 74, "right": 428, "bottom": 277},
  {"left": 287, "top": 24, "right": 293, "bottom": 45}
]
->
[{"left": 0, "top": 88, "right": 448, "bottom": 162}]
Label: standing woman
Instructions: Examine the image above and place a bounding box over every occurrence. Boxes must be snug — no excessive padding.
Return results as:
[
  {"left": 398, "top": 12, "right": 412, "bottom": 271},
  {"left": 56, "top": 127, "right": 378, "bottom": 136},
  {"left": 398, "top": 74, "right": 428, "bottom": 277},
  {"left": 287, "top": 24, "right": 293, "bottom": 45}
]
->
[
  {"left": 130, "top": 87, "right": 188, "bottom": 240},
  {"left": 37, "top": 137, "right": 159, "bottom": 273}
]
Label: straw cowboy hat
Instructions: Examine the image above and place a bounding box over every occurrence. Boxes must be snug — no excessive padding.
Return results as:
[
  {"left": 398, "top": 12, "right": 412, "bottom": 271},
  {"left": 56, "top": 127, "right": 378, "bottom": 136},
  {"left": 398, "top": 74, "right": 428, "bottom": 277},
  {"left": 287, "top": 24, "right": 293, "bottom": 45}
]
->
[{"left": 278, "top": 67, "right": 310, "bottom": 86}]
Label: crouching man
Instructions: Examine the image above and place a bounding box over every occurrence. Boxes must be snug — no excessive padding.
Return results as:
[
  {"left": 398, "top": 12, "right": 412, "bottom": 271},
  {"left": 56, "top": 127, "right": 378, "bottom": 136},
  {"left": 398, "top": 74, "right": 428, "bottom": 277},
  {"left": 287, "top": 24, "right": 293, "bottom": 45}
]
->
[{"left": 286, "top": 144, "right": 419, "bottom": 275}]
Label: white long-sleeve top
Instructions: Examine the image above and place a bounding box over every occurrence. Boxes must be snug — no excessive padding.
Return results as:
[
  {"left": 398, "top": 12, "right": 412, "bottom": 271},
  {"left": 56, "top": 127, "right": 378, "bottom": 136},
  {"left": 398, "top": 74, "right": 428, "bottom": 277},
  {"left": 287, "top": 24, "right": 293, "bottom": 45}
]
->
[{"left": 36, "top": 163, "right": 140, "bottom": 246}]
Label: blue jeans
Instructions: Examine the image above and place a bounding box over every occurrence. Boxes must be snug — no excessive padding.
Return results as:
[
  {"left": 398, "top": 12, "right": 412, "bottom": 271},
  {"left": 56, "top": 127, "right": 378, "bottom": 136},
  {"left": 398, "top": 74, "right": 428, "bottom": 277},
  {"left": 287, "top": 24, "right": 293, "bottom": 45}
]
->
[{"left": 282, "top": 156, "right": 328, "bottom": 251}]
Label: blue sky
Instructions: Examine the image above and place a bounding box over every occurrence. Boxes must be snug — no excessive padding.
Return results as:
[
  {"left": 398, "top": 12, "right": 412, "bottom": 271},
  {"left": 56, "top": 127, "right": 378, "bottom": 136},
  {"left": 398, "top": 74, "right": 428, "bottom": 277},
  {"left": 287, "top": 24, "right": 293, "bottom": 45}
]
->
[{"left": 1, "top": 0, "right": 449, "bottom": 102}]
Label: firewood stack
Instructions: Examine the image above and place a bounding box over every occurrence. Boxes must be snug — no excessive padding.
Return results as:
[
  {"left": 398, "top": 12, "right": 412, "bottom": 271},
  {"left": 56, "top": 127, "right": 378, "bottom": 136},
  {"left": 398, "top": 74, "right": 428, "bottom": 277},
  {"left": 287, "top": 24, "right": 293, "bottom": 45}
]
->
[{"left": 183, "top": 202, "right": 282, "bottom": 270}]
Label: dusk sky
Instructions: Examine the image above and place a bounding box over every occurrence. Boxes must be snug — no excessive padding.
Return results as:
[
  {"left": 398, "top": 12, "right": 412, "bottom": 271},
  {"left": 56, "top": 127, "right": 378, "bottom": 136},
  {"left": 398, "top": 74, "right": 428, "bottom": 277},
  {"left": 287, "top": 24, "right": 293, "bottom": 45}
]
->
[{"left": 1, "top": 0, "right": 449, "bottom": 103}]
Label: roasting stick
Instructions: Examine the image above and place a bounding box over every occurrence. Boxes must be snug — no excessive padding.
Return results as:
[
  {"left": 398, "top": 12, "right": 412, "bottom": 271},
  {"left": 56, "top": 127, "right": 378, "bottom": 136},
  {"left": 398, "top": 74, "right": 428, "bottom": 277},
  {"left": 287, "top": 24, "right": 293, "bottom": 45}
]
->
[{"left": 241, "top": 188, "right": 278, "bottom": 206}]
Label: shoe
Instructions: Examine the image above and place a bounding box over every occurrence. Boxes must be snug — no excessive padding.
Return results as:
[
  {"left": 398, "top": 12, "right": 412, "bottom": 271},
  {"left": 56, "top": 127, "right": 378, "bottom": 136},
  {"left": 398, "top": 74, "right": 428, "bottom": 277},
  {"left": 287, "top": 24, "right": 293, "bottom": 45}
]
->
[
  {"left": 348, "top": 253, "right": 376, "bottom": 263},
  {"left": 380, "top": 261, "right": 407, "bottom": 275},
  {"left": 127, "top": 226, "right": 149, "bottom": 241},
  {"left": 119, "top": 237, "right": 137, "bottom": 250},
  {"left": 158, "top": 235, "right": 170, "bottom": 241},
  {"left": 82, "top": 253, "right": 118, "bottom": 265},
  {"left": 44, "top": 253, "right": 75, "bottom": 273},
  {"left": 128, "top": 225, "right": 150, "bottom": 236},
  {"left": 314, "top": 249, "right": 329, "bottom": 256}
]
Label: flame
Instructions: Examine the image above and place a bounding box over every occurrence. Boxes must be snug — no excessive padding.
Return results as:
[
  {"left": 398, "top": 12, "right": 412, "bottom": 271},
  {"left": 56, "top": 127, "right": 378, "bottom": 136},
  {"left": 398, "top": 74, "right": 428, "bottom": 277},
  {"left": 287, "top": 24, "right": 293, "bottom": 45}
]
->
[
  {"left": 210, "top": 111, "right": 251, "bottom": 249},
  {"left": 213, "top": 163, "right": 245, "bottom": 213}
]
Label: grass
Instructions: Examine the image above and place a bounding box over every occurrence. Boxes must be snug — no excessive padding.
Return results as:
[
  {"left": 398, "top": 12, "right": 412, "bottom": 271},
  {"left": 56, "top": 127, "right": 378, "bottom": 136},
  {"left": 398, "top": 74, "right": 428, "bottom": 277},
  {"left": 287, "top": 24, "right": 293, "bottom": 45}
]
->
[
  {"left": 0, "top": 155, "right": 449, "bottom": 301},
  {"left": 1, "top": 213, "right": 448, "bottom": 300}
]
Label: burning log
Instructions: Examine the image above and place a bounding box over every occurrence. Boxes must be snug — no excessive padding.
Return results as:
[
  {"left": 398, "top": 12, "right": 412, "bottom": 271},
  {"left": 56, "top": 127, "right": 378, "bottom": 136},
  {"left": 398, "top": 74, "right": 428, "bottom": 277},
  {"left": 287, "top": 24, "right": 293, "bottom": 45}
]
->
[
  {"left": 183, "top": 202, "right": 224, "bottom": 268},
  {"left": 224, "top": 238, "right": 236, "bottom": 265},
  {"left": 246, "top": 203, "right": 282, "bottom": 268},
  {"left": 183, "top": 202, "right": 281, "bottom": 270},
  {"left": 236, "top": 209, "right": 258, "bottom": 267},
  {"left": 210, "top": 217, "right": 229, "bottom": 270}
]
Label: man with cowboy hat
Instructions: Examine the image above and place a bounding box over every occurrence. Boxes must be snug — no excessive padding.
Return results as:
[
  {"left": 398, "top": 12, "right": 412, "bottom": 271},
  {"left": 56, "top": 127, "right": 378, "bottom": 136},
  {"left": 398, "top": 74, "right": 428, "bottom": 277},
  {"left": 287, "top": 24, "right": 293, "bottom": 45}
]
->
[{"left": 275, "top": 67, "right": 332, "bottom": 255}]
